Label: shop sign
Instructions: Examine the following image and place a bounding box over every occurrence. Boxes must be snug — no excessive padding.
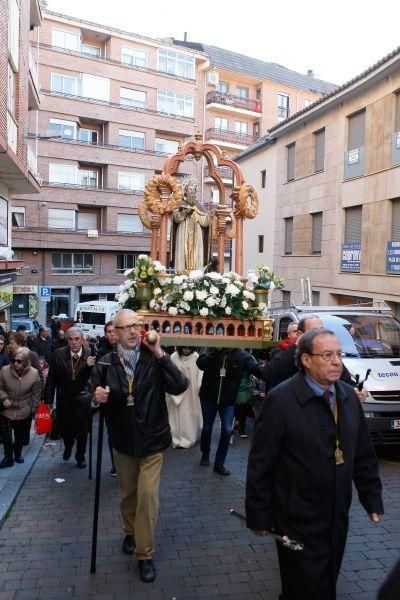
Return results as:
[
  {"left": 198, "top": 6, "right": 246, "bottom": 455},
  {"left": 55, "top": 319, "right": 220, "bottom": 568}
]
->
[
  {"left": 341, "top": 243, "right": 361, "bottom": 272},
  {"left": 387, "top": 241, "right": 400, "bottom": 274},
  {"left": 13, "top": 285, "right": 38, "bottom": 294}
]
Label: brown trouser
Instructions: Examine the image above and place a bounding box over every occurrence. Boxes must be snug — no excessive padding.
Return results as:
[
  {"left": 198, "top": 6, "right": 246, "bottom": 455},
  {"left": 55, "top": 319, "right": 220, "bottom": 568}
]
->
[{"left": 112, "top": 448, "right": 163, "bottom": 560}]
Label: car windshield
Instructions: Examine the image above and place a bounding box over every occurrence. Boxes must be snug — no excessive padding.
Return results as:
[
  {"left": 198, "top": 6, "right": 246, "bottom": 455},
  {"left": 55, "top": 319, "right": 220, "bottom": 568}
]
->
[
  {"left": 318, "top": 314, "right": 400, "bottom": 358},
  {"left": 12, "top": 320, "right": 33, "bottom": 331}
]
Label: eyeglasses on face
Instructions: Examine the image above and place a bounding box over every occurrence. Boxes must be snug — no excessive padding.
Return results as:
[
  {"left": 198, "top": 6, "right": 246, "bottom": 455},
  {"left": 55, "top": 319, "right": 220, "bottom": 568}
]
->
[
  {"left": 115, "top": 323, "right": 140, "bottom": 332},
  {"left": 308, "top": 351, "right": 343, "bottom": 362},
  {"left": 12, "top": 358, "right": 23, "bottom": 364}
]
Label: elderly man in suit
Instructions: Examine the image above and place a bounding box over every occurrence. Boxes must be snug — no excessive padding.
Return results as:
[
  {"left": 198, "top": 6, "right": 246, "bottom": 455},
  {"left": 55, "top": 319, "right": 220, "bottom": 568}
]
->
[
  {"left": 246, "top": 328, "right": 383, "bottom": 600},
  {"left": 45, "top": 327, "right": 95, "bottom": 468}
]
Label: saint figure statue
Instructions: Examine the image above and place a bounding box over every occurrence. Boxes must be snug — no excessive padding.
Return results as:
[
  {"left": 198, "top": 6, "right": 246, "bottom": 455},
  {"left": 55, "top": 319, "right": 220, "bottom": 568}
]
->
[{"left": 171, "top": 176, "right": 211, "bottom": 272}]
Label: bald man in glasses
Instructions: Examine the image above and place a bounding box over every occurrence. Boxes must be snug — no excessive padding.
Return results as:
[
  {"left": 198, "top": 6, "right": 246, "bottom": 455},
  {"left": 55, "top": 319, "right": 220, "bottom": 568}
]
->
[
  {"left": 246, "top": 329, "right": 383, "bottom": 600},
  {"left": 90, "top": 309, "right": 188, "bottom": 584}
]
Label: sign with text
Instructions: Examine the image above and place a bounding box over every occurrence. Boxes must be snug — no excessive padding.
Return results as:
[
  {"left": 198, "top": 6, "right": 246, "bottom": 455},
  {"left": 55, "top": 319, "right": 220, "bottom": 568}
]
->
[
  {"left": 341, "top": 243, "right": 361, "bottom": 272},
  {"left": 387, "top": 241, "right": 400, "bottom": 274},
  {"left": 39, "top": 286, "right": 51, "bottom": 302}
]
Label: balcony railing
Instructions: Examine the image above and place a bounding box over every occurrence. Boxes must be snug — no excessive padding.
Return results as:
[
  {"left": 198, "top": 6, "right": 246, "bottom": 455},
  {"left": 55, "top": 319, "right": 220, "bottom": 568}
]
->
[
  {"left": 28, "top": 48, "right": 39, "bottom": 91},
  {"left": 206, "top": 91, "right": 262, "bottom": 113},
  {"left": 43, "top": 180, "right": 144, "bottom": 195},
  {"left": 204, "top": 165, "right": 233, "bottom": 180},
  {"left": 27, "top": 144, "right": 38, "bottom": 176},
  {"left": 12, "top": 225, "right": 150, "bottom": 236},
  {"left": 205, "top": 128, "right": 257, "bottom": 146}
]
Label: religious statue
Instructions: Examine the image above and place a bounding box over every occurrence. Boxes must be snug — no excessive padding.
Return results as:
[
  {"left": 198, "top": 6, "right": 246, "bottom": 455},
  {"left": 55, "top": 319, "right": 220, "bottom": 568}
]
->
[{"left": 170, "top": 176, "right": 212, "bottom": 272}]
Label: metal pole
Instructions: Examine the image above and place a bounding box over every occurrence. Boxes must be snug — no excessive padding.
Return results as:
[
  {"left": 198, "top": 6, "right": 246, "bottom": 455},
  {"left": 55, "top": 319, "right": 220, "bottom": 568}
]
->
[
  {"left": 88, "top": 411, "right": 93, "bottom": 480},
  {"left": 90, "top": 408, "right": 104, "bottom": 573}
]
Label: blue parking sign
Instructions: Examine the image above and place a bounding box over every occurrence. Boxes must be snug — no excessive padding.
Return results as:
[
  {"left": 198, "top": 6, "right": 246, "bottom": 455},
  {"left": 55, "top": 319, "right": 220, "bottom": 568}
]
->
[{"left": 40, "top": 286, "right": 51, "bottom": 298}]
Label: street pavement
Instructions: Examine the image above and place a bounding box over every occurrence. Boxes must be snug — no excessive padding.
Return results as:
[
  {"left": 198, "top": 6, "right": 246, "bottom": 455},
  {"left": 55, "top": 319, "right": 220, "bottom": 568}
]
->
[{"left": 0, "top": 420, "right": 399, "bottom": 600}]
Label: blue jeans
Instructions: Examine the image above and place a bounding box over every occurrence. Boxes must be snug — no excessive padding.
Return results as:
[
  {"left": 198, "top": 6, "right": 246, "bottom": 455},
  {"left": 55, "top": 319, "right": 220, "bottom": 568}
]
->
[{"left": 200, "top": 399, "right": 234, "bottom": 467}]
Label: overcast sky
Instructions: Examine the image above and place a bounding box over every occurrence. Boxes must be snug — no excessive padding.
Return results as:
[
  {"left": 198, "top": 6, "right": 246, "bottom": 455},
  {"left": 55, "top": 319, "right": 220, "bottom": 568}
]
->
[{"left": 46, "top": 0, "right": 400, "bottom": 85}]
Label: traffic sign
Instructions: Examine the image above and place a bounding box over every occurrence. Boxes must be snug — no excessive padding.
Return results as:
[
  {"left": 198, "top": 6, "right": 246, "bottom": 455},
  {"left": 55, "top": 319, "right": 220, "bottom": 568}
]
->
[{"left": 39, "top": 286, "right": 51, "bottom": 302}]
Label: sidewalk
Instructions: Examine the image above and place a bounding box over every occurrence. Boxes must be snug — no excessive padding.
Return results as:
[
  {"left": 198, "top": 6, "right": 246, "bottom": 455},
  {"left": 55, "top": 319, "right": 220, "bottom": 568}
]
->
[
  {"left": 0, "top": 420, "right": 399, "bottom": 599},
  {"left": 0, "top": 427, "right": 44, "bottom": 527}
]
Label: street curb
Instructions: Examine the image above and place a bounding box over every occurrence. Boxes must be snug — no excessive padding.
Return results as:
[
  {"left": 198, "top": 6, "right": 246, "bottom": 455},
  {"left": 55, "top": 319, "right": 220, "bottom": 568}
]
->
[{"left": 0, "top": 432, "right": 45, "bottom": 529}]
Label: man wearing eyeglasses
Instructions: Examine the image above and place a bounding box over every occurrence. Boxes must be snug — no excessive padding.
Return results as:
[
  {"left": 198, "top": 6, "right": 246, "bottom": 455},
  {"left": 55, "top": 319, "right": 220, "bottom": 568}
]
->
[
  {"left": 90, "top": 309, "right": 188, "bottom": 584},
  {"left": 246, "top": 328, "right": 383, "bottom": 600}
]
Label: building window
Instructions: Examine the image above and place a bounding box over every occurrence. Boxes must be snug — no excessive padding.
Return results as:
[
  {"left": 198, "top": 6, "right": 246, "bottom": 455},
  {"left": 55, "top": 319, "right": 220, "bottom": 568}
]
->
[
  {"left": 79, "top": 169, "right": 98, "bottom": 188},
  {"left": 284, "top": 217, "right": 293, "bottom": 255},
  {"left": 155, "top": 138, "right": 179, "bottom": 155},
  {"left": 282, "top": 290, "right": 291, "bottom": 306},
  {"left": 312, "top": 290, "right": 320, "bottom": 305},
  {"left": 287, "top": 143, "right": 295, "bottom": 181},
  {"left": 158, "top": 49, "right": 195, "bottom": 79},
  {"left": 119, "top": 130, "right": 145, "bottom": 151},
  {"left": 81, "top": 74, "right": 110, "bottom": 101},
  {"left": 211, "top": 188, "right": 220, "bottom": 204},
  {"left": 256, "top": 88, "right": 261, "bottom": 100},
  {"left": 157, "top": 90, "right": 194, "bottom": 118},
  {"left": 258, "top": 235, "right": 264, "bottom": 253},
  {"left": 261, "top": 169, "right": 266, "bottom": 188},
  {"left": 344, "top": 205, "right": 362, "bottom": 243},
  {"left": 395, "top": 92, "right": 400, "bottom": 136},
  {"left": 314, "top": 128, "right": 325, "bottom": 172},
  {"left": 278, "top": 93, "right": 289, "bottom": 120},
  {"left": 120, "top": 87, "right": 146, "bottom": 108},
  {"left": 121, "top": 46, "right": 147, "bottom": 68},
  {"left": 391, "top": 199, "right": 400, "bottom": 240},
  {"left": 77, "top": 211, "right": 98, "bottom": 230},
  {"left": 117, "top": 253, "right": 138, "bottom": 273},
  {"left": 118, "top": 172, "right": 145, "bottom": 191},
  {"left": 51, "top": 72, "right": 78, "bottom": 95},
  {"left": 8, "top": 0, "right": 20, "bottom": 70},
  {"left": 81, "top": 43, "right": 101, "bottom": 57},
  {"left": 0, "top": 198, "right": 7, "bottom": 246},
  {"left": 52, "top": 28, "right": 80, "bottom": 51},
  {"left": 117, "top": 214, "right": 143, "bottom": 233},
  {"left": 49, "top": 163, "right": 76, "bottom": 185},
  {"left": 236, "top": 86, "right": 249, "bottom": 99},
  {"left": 12, "top": 207, "right": 25, "bottom": 228},
  {"left": 7, "top": 63, "right": 16, "bottom": 117},
  {"left": 215, "top": 117, "right": 228, "bottom": 131},
  {"left": 51, "top": 252, "right": 94, "bottom": 274},
  {"left": 216, "top": 82, "right": 229, "bottom": 94},
  {"left": 79, "top": 128, "right": 98, "bottom": 144},
  {"left": 347, "top": 110, "right": 366, "bottom": 164},
  {"left": 48, "top": 209, "right": 75, "bottom": 229},
  {"left": 311, "top": 212, "right": 323, "bottom": 254},
  {"left": 49, "top": 119, "right": 77, "bottom": 140},
  {"left": 235, "top": 121, "right": 248, "bottom": 135}
]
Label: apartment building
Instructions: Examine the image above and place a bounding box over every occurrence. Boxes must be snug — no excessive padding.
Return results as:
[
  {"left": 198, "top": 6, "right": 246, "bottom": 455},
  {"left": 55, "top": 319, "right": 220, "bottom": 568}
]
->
[
  {"left": 0, "top": 0, "right": 42, "bottom": 326},
  {"left": 238, "top": 47, "right": 400, "bottom": 314},
  {"left": 11, "top": 11, "right": 336, "bottom": 323}
]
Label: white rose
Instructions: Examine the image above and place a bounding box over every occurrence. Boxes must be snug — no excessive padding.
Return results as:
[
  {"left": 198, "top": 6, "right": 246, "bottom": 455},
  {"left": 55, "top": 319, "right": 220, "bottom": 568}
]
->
[
  {"left": 153, "top": 287, "right": 162, "bottom": 296},
  {"left": 128, "top": 288, "right": 136, "bottom": 298},
  {"left": 242, "top": 300, "right": 249, "bottom": 310},
  {"left": 168, "top": 306, "right": 178, "bottom": 316},
  {"left": 210, "top": 285, "right": 219, "bottom": 295},
  {"left": 195, "top": 289, "right": 207, "bottom": 301},
  {"left": 222, "top": 277, "right": 230, "bottom": 285},
  {"left": 119, "top": 292, "right": 129, "bottom": 305},
  {"left": 123, "top": 268, "right": 134, "bottom": 277},
  {"left": 188, "top": 270, "right": 203, "bottom": 280},
  {"left": 183, "top": 290, "right": 194, "bottom": 301},
  {"left": 206, "top": 296, "right": 216, "bottom": 307},
  {"left": 199, "top": 307, "right": 209, "bottom": 317},
  {"left": 149, "top": 299, "right": 156, "bottom": 308},
  {"left": 220, "top": 296, "right": 227, "bottom": 308},
  {"left": 179, "top": 301, "right": 190, "bottom": 311},
  {"left": 206, "top": 272, "right": 222, "bottom": 280},
  {"left": 226, "top": 284, "right": 240, "bottom": 297},
  {"left": 225, "top": 306, "right": 232, "bottom": 315},
  {"left": 173, "top": 275, "right": 184, "bottom": 285}
]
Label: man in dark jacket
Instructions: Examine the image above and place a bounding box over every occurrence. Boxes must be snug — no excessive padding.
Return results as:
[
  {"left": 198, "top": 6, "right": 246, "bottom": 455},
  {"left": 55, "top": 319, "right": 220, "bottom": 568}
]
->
[
  {"left": 197, "top": 347, "right": 260, "bottom": 476},
  {"left": 96, "top": 320, "right": 117, "bottom": 360},
  {"left": 31, "top": 326, "right": 53, "bottom": 364},
  {"left": 246, "top": 329, "right": 383, "bottom": 600},
  {"left": 91, "top": 309, "right": 188, "bottom": 584},
  {"left": 45, "top": 327, "right": 95, "bottom": 468}
]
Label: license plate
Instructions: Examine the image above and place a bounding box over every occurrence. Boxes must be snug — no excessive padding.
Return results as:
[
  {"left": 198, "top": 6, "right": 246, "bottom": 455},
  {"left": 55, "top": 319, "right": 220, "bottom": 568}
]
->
[{"left": 391, "top": 419, "right": 400, "bottom": 429}]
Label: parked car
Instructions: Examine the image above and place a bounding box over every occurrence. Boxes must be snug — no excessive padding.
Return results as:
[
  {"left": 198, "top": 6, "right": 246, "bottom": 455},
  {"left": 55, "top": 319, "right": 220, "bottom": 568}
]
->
[
  {"left": 11, "top": 317, "right": 40, "bottom": 335},
  {"left": 269, "top": 303, "right": 400, "bottom": 446}
]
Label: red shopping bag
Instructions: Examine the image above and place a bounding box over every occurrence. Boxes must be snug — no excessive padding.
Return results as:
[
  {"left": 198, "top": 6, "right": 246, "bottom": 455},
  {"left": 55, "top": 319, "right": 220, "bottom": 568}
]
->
[{"left": 35, "top": 401, "right": 53, "bottom": 435}]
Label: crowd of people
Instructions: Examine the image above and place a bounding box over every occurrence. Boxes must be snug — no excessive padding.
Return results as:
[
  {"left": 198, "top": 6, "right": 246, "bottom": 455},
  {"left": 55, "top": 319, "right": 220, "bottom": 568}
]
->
[{"left": 0, "top": 310, "right": 397, "bottom": 599}]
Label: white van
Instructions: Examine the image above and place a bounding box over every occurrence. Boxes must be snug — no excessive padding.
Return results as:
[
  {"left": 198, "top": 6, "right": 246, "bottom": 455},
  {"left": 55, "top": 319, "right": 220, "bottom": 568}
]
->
[
  {"left": 269, "top": 303, "right": 400, "bottom": 446},
  {"left": 75, "top": 301, "right": 119, "bottom": 338}
]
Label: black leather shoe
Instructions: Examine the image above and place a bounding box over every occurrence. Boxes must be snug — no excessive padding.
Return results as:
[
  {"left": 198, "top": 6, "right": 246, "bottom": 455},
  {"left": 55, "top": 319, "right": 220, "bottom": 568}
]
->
[
  {"left": 200, "top": 454, "right": 210, "bottom": 467},
  {"left": 63, "top": 447, "right": 72, "bottom": 461},
  {"left": 0, "top": 457, "right": 14, "bottom": 468},
  {"left": 122, "top": 534, "right": 135, "bottom": 555},
  {"left": 76, "top": 460, "right": 86, "bottom": 469},
  {"left": 213, "top": 464, "right": 230, "bottom": 476},
  {"left": 138, "top": 559, "right": 156, "bottom": 583},
  {"left": 14, "top": 456, "right": 24, "bottom": 464}
]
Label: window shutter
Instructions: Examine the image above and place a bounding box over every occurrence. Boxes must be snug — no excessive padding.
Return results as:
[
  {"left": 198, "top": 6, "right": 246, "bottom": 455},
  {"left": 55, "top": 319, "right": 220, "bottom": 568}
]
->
[
  {"left": 348, "top": 111, "right": 366, "bottom": 150},
  {"left": 312, "top": 212, "right": 323, "bottom": 253},
  {"left": 117, "top": 214, "right": 143, "bottom": 233},
  {"left": 395, "top": 93, "right": 400, "bottom": 133},
  {"left": 344, "top": 206, "right": 362, "bottom": 242},
  {"left": 314, "top": 129, "right": 325, "bottom": 172},
  {"left": 77, "top": 212, "right": 97, "bottom": 230},
  {"left": 284, "top": 217, "right": 293, "bottom": 254},
  {"left": 48, "top": 209, "right": 75, "bottom": 229},
  {"left": 392, "top": 199, "right": 400, "bottom": 240},
  {"left": 287, "top": 144, "right": 295, "bottom": 181}
]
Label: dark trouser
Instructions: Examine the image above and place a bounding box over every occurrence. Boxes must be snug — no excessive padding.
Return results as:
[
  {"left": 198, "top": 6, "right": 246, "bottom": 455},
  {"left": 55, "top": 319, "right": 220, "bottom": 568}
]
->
[
  {"left": 234, "top": 403, "right": 252, "bottom": 433},
  {"left": 0, "top": 415, "right": 31, "bottom": 459},
  {"left": 200, "top": 399, "right": 234, "bottom": 466},
  {"left": 63, "top": 433, "right": 88, "bottom": 461}
]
